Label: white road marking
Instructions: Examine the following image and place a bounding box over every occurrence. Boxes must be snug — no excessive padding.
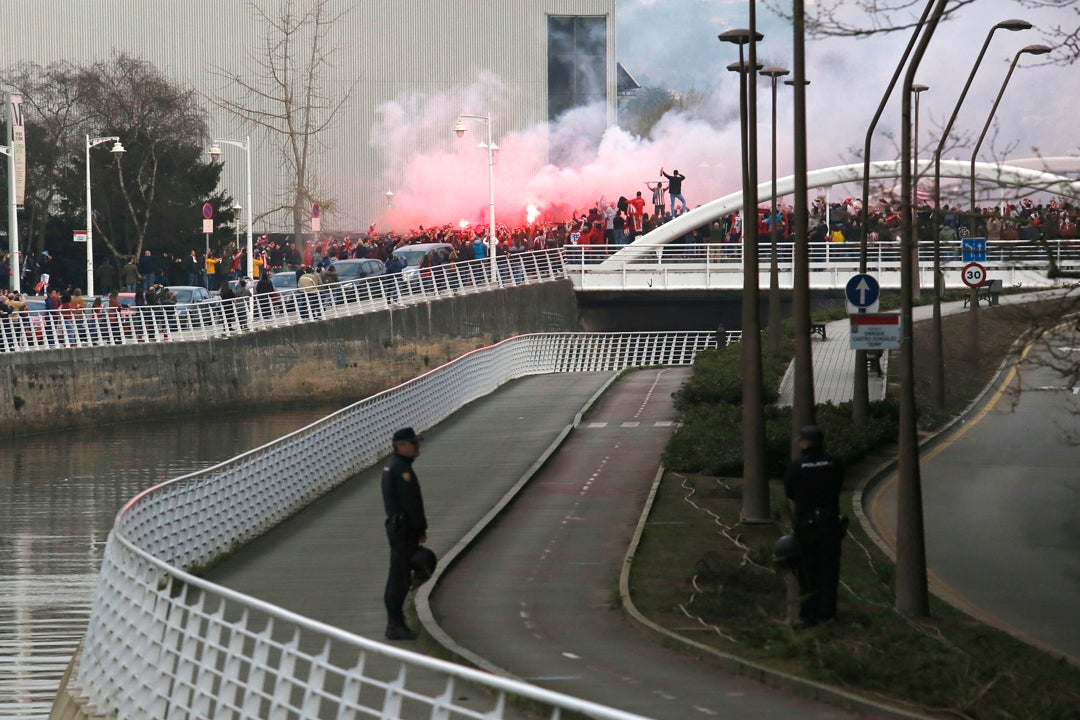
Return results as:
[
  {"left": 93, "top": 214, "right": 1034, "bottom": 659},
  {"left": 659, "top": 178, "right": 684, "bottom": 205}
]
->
[
  {"left": 562, "top": 652, "right": 580, "bottom": 660},
  {"left": 621, "top": 422, "right": 640, "bottom": 427},
  {"left": 587, "top": 422, "right": 608, "bottom": 428}
]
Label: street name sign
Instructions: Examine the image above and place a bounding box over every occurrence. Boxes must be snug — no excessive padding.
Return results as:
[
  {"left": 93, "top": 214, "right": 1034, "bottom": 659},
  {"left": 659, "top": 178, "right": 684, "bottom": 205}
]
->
[{"left": 849, "top": 313, "right": 901, "bottom": 350}]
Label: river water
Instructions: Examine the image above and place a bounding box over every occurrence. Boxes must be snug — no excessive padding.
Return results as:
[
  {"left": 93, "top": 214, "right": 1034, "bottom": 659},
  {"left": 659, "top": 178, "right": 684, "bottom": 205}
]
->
[{"left": 0, "top": 404, "right": 343, "bottom": 719}]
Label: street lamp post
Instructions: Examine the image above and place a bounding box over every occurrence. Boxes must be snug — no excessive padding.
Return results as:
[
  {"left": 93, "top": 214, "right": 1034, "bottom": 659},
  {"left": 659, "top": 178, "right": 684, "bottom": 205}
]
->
[
  {"left": 209, "top": 136, "right": 254, "bottom": 280},
  {"left": 85, "top": 135, "right": 126, "bottom": 298},
  {"left": 929, "top": 18, "right": 1032, "bottom": 409},
  {"left": 762, "top": 66, "right": 789, "bottom": 354},
  {"left": 969, "top": 45, "right": 1052, "bottom": 213},
  {"left": 0, "top": 141, "right": 17, "bottom": 293},
  {"left": 912, "top": 83, "right": 930, "bottom": 281},
  {"left": 454, "top": 115, "right": 498, "bottom": 284},
  {"left": 721, "top": 24, "right": 769, "bottom": 525},
  {"left": 853, "top": 0, "right": 936, "bottom": 423},
  {"left": 789, "top": 0, "right": 815, "bottom": 437},
  {"left": 896, "top": 0, "right": 950, "bottom": 618}
]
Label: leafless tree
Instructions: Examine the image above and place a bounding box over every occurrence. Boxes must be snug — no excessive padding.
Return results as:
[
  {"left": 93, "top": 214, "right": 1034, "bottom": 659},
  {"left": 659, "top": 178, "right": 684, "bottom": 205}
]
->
[
  {"left": 210, "top": 0, "right": 356, "bottom": 247},
  {"left": 77, "top": 53, "right": 210, "bottom": 259},
  {"left": 1, "top": 61, "right": 83, "bottom": 254}
]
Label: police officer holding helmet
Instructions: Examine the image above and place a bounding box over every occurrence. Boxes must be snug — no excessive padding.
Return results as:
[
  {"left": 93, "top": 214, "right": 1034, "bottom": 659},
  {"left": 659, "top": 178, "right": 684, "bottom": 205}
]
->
[
  {"left": 382, "top": 427, "right": 427, "bottom": 640},
  {"left": 784, "top": 425, "right": 846, "bottom": 627}
]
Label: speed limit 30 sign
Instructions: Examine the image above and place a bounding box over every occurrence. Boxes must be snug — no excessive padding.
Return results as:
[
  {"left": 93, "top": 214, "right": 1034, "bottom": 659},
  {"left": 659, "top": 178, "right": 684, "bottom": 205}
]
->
[{"left": 962, "top": 262, "right": 987, "bottom": 288}]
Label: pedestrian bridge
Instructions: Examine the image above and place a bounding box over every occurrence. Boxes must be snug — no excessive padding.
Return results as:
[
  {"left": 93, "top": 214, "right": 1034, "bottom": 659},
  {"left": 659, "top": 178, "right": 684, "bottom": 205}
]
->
[
  {"left": 569, "top": 157, "right": 1080, "bottom": 293},
  {"left": 565, "top": 240, "right": 1080, "bottom": 292}
]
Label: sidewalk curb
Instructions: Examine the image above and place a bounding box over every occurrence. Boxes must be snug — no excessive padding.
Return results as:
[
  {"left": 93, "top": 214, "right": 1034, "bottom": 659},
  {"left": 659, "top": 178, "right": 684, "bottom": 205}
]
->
[{"left": 620, "top": 466, "right": 936, "bottom": 720}]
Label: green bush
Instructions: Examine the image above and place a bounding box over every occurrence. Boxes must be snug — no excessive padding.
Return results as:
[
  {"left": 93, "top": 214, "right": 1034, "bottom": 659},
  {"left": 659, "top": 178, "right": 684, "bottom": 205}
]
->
[
  {"left": 665, "top": 398, "right": 899, "bottom": 478},
  {"left": 673, "top": 342, "right": 790, "bottom": 413}
]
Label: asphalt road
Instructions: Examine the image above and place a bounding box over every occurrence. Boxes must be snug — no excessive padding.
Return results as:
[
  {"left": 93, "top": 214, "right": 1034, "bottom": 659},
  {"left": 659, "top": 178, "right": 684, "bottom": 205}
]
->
[
  {"left": 429, "top": 367, "right": 882, "bottom": 719},
  {"left": 868, "top": 337, "right": 1080, "bottom": 664}
]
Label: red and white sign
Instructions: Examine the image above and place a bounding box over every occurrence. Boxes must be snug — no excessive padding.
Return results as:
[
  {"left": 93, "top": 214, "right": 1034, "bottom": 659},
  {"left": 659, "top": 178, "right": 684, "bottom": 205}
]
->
[
  {"left": 962, "top": 262, "right": 986, "bottom": 288},
  {"left": 73, "top": 231, "right": 87, "bottom": 243},
  {"left": 849, "top": 313, "right": 902, "bottom": 351}
]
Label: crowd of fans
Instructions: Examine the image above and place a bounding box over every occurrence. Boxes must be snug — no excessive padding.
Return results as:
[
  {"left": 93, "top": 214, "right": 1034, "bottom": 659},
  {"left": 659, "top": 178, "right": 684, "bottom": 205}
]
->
[{"left": 2, "top": 190, "right": 1078, "bottom": 309}]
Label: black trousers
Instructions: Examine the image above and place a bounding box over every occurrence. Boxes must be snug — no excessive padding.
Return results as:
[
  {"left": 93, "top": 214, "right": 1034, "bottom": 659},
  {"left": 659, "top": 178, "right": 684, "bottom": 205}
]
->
[
  {"left": 384, "top": 528, "right": 420, "bottom": 627},
  {"left": 795, "top": 521, "right": 842, "bottom": 624}
]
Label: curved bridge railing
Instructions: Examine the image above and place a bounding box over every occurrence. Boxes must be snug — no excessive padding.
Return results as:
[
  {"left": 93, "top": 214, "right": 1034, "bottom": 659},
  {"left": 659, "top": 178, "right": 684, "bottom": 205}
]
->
[{"left": 72, "top": 332, "right": 725, "bottom": 720}]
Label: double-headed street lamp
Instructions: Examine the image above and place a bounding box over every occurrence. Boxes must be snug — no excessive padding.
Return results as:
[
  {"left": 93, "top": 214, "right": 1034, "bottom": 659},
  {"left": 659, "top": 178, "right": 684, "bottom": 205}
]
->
[
  {"left": 720, "top": 26, "right": 768, "bottom": 525},
  {"left": 969, "top": 45, "right": 1052, "bottom": 212},
  {"left": 85, "top": 135, "right": 126, "bottom": 297},
  {"left": 209, "top": 136, "right": 254, "bottom": 279},
  {"left": 454, "top": 115, "right": 498, "bottom": 283}
]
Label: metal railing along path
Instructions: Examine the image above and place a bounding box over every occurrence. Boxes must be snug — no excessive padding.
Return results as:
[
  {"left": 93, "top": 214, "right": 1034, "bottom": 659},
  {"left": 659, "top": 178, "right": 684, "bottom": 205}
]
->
[
  {"left": 0, "top": 249, "right": 565, "bottom": 354},
  {"left": 70, "top": 332, "right": 727, "bottom": 720},
  {"left": 570, "top": 240, "right": 1080, "bottom": 291}
]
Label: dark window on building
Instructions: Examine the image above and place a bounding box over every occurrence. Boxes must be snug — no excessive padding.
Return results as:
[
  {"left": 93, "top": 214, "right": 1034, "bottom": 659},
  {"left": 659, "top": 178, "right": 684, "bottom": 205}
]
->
[{"left": 548, "top": 15, "right": 607, "bottom": 122}]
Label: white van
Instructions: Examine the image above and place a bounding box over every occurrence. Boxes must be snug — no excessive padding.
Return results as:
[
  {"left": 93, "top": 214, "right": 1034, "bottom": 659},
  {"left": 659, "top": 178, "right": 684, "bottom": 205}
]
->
[{"left": 390, "top": 242, "right": 454, "bottom": 285}]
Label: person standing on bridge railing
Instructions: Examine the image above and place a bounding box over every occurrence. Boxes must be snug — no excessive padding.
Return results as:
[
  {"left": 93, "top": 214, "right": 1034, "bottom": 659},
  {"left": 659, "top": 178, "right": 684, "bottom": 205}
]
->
[
  {"left": 660, "top": 167, "right": 687, "bottom": 217},
  {"left": 382, "top": 426, "right": 429, "bottom": 641}
]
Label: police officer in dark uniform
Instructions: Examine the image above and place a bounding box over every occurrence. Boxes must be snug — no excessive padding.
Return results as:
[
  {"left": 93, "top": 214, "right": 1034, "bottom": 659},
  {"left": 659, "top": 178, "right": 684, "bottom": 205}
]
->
[
  {"left": 382, "top": 427, "right": 427, "bottom": 640},
  {"left": 784, "top": 425, "right": 846, "bottom": 626}
]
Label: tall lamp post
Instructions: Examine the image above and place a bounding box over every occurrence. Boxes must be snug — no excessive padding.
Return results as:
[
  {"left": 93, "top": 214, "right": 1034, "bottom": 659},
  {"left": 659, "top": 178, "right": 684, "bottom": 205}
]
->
[
  {"left": 789, "top": 0, "right": 815, "bottom": 437},
  {"left": 85, "top": 135, "right": 126, "bottom": 298},
  {"left": 454, "top": 115, "right": 498, "bottom": 284},
  {"left": 721, "top": 25, "right": 769, "bottom": 524},
  {"left": 853, "top": 0, "right": 936, "bottom": 422},
  {"left": 762, "top": 66, "right": 789, "bottom": 354},
  {"left": 929, "top": 18, "right": 1032, "bottom": 409},
  {"left": 969, "top": 45, "right": 1052, "bottom": 213},
  {"left": 209, "top": 136, "right": 254, "bottom": 280},
  {"left": 0, "top": 140, "right": 17, "bottom": 293}
]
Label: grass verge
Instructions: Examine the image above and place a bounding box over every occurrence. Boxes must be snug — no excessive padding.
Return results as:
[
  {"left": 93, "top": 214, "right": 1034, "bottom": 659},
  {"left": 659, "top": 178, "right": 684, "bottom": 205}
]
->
[{"left": 631, "top": 297, "right": 1080, "bottom": 720}]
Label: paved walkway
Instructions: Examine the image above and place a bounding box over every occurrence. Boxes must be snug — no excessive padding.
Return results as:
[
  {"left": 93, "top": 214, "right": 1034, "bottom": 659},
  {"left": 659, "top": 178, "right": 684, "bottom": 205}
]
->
[{"left": 778, "top": 290, "right": 1058, "bottom": 406}]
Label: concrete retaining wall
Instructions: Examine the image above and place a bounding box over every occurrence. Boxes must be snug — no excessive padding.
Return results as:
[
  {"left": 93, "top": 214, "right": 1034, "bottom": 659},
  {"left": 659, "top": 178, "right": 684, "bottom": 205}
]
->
[{"left": 2, "top": 282, "right": 581, "bottom": 439}]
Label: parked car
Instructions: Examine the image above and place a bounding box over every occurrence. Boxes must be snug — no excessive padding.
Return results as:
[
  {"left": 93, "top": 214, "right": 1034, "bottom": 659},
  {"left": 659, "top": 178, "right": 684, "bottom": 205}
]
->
[
  {"left": 391, "top": 242, "right": 455, "bottom": 289},
  {"left": 266, "top": 270, "right": 302, "bottom": 312},
  {"left": 330, "top": 258, "right": 386, "bottom": 299},
  {"left": 166, "top": 285, "right": 221, "bottom": 328}
]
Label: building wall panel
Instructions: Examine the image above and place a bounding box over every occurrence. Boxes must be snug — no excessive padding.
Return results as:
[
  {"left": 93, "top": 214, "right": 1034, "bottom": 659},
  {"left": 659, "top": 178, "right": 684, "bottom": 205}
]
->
[{"left": 0, "top": 0, "right": 616, "bottom": 233}]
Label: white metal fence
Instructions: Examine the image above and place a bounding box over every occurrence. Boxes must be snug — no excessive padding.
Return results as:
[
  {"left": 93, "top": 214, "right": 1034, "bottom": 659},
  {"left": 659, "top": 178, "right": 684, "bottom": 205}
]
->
[
  {"left": 72, "top": 331, "right": 725, "bottom": 720},
  {"left": 0, "top": 249, "right": 565, "bottom": 353},
  {"left": 569, "top": 240, "right": 1080, "bottom": 291},
  {"left": 6, "top": 241, "right": 1073, "bottom": 354}
]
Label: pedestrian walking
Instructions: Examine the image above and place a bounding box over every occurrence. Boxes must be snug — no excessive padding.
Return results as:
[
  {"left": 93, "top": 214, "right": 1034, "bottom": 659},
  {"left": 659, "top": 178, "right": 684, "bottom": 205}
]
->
[
  {"left": 381, "top": 426, "right": 428, "bottom": 641},
  {"left": 784, "top": 425, "right": 846, "bottom": 627}
]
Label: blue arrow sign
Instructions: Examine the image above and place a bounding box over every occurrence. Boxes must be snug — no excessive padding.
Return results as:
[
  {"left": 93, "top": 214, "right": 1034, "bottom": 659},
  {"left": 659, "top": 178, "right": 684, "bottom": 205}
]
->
[
  {"left": 845, "top": 273, "right": 880, "bottom": 309},
  {"left": 962, "top": 237, "right": 986, "bottom": 263}
]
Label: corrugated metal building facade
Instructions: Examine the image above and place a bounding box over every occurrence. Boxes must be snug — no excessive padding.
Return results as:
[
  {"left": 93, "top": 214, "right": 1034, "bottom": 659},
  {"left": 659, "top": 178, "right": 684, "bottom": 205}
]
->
[{"left": 0, "top": 0, "right": 617, "bottom": 231}]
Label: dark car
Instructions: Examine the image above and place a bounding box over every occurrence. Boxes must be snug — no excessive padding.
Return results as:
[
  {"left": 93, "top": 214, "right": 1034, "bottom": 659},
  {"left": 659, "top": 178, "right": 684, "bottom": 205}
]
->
[
  {"left": 166, "top": 285, "right": 220, "bottom": 328},
  {"left": 329, "top": 258, "right": 387, "bottom": 300},
  {"left": 331, "top": 258, "right": 385, "bottom": 283},
  {"left": 265, "top": 270, "right": 302, "bottom": 313}
]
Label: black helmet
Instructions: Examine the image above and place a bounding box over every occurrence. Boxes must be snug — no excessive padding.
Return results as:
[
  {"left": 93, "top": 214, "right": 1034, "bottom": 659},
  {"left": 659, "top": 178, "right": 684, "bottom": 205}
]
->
[
  {"left": 410, "top": 546, "right": 437, "bottom": 587},
  {"left": 773, "top": 534, "right": 801, "bottom": 570}
]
